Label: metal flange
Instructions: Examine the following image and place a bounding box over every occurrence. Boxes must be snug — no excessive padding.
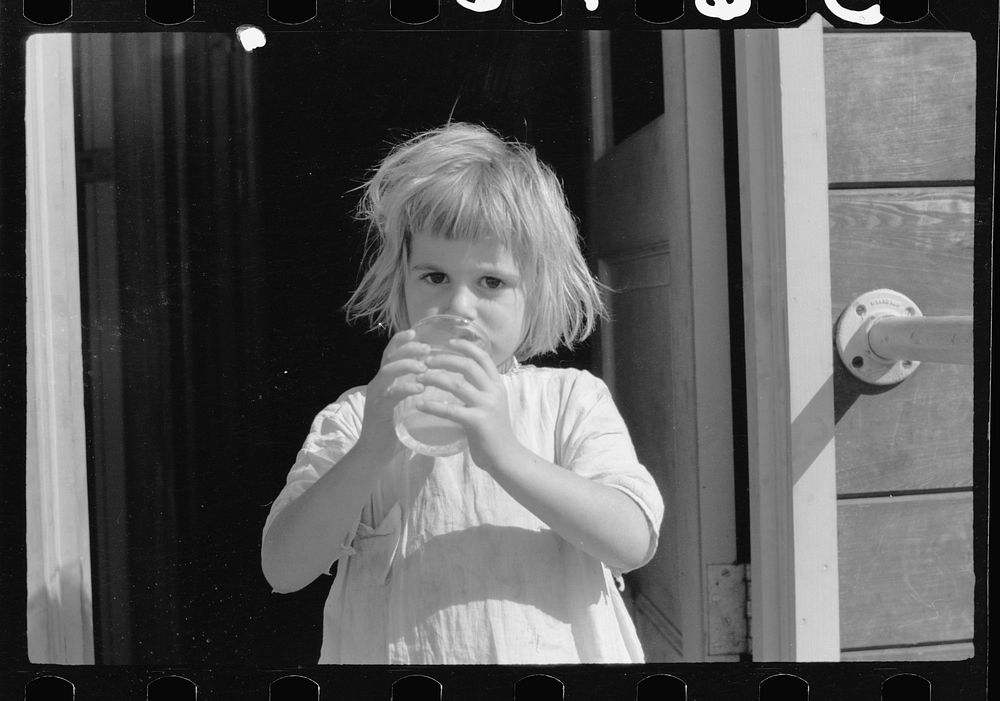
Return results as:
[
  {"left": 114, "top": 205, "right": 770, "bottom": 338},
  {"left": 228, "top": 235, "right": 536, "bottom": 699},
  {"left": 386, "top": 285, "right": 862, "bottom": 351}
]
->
[{"left": 835, "top": 289, "right": 922, "bottom": 386}]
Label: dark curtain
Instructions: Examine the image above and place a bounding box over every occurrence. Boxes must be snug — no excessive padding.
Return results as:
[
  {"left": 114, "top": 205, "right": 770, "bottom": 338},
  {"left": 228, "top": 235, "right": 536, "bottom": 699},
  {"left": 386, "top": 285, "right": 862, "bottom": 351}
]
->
[
  {"left": 75, "top": 30, "right": 589, "bottom": 666},
  {"left": 75, "top": 33, "right": 264, "bottom": 664}
]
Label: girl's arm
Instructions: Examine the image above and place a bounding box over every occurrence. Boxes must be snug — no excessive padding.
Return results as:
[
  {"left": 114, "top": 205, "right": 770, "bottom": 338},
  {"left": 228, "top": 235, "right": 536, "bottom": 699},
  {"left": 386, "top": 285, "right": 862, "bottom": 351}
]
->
[
  {"left": 261, "top": 330, "right": 429, "bottom": 593},
  {"left": 261, "top": 435, "right": 397, "bottom": 593},
  {"left": 479, "top": 442, "right": 652, "bottom": 572},
  {"left": 417, "top": 343, "right": 653, "bottom": 572}
]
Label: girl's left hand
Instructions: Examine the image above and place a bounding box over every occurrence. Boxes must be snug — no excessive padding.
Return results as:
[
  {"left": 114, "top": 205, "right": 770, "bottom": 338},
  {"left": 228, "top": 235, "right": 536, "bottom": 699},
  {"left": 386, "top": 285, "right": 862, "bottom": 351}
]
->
[{"left": 415, "top": 339, "right": 517, "bottom": 470}]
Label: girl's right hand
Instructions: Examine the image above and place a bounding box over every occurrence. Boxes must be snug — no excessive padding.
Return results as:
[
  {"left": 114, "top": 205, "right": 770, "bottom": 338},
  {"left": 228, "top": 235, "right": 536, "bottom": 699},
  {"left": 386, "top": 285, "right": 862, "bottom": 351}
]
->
[{"left": 355, "top": 329, "right": 429, "bottom": 460}]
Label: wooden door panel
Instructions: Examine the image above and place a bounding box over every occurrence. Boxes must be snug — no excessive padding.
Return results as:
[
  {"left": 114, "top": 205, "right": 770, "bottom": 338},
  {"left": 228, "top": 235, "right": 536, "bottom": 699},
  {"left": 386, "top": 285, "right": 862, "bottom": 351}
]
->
[
  {"left": 589, "top": 111, "right": 685, "bottom": 661},
  {"left": 589, "top": 120, "right": 678, "bottom": 257},
  {"left": 601, "top": 258, "right": 680, "bottom": 659}
]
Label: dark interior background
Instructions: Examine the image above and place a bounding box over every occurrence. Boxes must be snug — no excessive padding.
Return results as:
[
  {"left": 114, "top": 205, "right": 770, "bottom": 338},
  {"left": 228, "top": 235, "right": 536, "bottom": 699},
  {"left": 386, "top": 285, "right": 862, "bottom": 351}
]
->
[{"left": 74, "top": 30, "right": 598, "bottom": 665}]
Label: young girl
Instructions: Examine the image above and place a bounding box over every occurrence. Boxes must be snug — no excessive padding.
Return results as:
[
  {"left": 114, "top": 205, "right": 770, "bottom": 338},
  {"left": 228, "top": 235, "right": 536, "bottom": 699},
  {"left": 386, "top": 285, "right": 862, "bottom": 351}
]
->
[{"left": 261, "top": 123, "right": 664, "bottom": 664}]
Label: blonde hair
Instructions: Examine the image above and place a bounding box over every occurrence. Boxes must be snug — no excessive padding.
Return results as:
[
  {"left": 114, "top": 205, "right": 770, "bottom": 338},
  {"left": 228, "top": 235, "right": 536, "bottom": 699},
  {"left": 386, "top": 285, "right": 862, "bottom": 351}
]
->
[{"left": 344, "top": 122, "right": 607, "bottom": 360}]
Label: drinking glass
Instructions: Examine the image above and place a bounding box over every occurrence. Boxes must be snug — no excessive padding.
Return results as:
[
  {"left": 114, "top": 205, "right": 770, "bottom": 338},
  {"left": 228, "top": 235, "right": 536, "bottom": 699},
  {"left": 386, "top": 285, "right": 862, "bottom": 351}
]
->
[{"left": 393, "top": 315, "right": 490, "bottom": 457}]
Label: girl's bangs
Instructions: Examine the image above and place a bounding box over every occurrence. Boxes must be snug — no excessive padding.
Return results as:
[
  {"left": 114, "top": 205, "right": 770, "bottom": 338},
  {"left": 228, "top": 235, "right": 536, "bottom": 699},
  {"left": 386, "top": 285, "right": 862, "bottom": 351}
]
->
[{"left": 409, "top": 170, "right": 526, "bottom": 257}]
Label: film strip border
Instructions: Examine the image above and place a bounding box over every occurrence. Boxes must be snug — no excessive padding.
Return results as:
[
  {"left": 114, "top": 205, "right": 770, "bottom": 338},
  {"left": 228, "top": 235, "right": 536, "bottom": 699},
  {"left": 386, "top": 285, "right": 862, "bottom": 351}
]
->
[
  {"left": 10, "top": 0, "right": 995, "bottom": 31},
  {"left": 0, "top": 2, "right": 993, "bottom": 700},
  {"left": 4, "top": 664, "right": 982, "bottom": 700}
]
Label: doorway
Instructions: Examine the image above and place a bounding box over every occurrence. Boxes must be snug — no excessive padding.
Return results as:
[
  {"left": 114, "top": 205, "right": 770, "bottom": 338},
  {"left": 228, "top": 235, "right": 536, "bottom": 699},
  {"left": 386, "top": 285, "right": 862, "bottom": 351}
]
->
[{"left": 71, "top": 29, "right": 599, "bottom": 666}]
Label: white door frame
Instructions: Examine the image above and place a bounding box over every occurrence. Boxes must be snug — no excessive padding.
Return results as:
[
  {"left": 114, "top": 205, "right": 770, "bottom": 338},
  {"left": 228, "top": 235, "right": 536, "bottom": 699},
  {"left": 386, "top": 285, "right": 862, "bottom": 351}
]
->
[
  {"left": 25, "top": 33, "right": 95, "bottom": 665},
  {"left": 733, "top": 17, "right": 842, "bottom": 661}
]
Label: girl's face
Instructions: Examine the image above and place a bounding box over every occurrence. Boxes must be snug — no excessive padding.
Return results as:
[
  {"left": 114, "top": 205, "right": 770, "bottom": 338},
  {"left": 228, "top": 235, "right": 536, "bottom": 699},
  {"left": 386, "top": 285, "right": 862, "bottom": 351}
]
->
[{"left": 404, "top": 232, "right": 527, "bottom": 367}]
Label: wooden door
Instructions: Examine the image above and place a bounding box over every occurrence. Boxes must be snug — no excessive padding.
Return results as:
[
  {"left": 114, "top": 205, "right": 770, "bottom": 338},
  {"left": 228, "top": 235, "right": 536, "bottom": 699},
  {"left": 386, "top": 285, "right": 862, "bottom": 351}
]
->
[{"left": 585, "top": 31, "right": 739, "bottom": 662}]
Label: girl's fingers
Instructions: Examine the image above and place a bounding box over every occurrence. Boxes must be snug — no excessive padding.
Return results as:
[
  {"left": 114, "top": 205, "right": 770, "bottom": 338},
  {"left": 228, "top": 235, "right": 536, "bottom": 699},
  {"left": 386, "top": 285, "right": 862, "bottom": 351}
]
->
[
  {"left": 381, "top": 330, "right": 435, "bottom": 366},
  {"left": 448, "top": 338, "right": 499, "bottom": 376},
  {"left": 387, "top": 377, "right": 425, "bottom": 398},
  {"left": 424, "top": 347, "right": 494, "bottom": 388},
  {"left": 458, "top": 339, "right": 504, "bottom": 387},
  {"left": 382, "top": 328, "right": 415, "bottom": 357},
  {"left": 421, "top": 359, "right": 490, "bottom": 396},
  {"left": 414, "top": 396, "right": 464, "bottom": 422},
  {"left": 381, "top": 356, "right": 428, "bottom": 379},
  {"left": 414, "top": 368, "right": 480, "bottom": 405},
  {"left": 383, "top": 341, "right": 432, "bottom": 370}
]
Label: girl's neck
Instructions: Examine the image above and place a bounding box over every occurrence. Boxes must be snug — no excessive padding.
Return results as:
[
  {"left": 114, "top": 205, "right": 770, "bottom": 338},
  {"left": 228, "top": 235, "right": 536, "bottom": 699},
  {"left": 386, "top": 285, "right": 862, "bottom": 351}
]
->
[{"left": 498, "top": 356, "right": 520, "bottom": 374}]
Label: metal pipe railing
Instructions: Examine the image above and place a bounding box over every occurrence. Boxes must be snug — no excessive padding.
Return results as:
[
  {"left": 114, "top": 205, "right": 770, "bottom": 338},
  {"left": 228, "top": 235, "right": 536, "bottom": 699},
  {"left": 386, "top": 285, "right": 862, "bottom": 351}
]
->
[
  {"left": 867, "top": 315, "right": 973, "bottom": 366},
  {"left": 835, "top": 289, "right": 974, "bottom": 386}
]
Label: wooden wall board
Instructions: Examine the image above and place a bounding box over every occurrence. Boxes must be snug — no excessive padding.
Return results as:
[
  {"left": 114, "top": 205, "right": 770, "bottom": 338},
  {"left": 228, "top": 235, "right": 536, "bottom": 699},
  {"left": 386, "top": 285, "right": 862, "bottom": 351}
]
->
[
  {"left": 833, "top": 361, "right": 974, "bottom": 493},
  {"left": 824, "top": 26, "right": 977, "bottom": 664},
  {"left": 824, "top": 33, "right": 976, "bottom": 184},
  {"left": 837, "top": 492, "right": 974, "bottom": 650},
  {"left": 829, "top": 188, "right": 975, "bottom": 316},
  {"left": 829, "top": 187, "right": 974, "bottom": 493},
  {"left": 841, "top": 641, "right": 973, "bottom": 661}
]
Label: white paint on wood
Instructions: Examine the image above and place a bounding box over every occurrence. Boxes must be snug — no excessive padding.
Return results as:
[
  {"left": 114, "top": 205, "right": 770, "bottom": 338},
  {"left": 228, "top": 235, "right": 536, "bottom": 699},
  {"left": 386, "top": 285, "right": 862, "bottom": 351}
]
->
[
  {"left": 733, "top": 17, "right": 841, "bottom": 661},
  {"left": 25, "top": 34, "right": 95, "bottom": 665}
]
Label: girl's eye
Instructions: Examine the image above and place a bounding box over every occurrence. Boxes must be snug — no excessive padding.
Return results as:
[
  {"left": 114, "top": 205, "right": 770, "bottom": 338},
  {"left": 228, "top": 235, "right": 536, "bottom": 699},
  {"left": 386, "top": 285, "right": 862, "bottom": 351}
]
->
[
  {"left": 481, "top": 276, "right": 505, "bottom": 290},
  {"left": 422, "top": 272, "right": 447, "bottom": 284}
]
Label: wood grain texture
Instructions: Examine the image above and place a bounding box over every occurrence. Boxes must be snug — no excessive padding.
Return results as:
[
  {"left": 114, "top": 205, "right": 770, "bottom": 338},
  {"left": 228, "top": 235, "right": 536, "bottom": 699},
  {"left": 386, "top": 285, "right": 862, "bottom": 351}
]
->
[
  {"left": 824, "top": 33, "right": 975, "bottom": 183},
  {"left": 838, "top": 493, "right": 974, "bottom": 650},
  {"left": 830, "top": 187, "right": 974, "bottom": 493},
  {"left": 829, "top": 188, "right": 975, "bottom": 315}
]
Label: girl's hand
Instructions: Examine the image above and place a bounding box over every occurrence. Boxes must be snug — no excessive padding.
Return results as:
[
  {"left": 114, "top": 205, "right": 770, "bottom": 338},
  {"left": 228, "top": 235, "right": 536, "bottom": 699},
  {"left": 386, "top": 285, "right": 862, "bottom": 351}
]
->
[
  {"left": 417, "top": 342, "right": 654, "bottom": 573},
  {"left": 415, "top": 339, "right": 518, "bottom": 470},
  {"left": 357, "top": 329, "right": 430, "bottom": 462}
]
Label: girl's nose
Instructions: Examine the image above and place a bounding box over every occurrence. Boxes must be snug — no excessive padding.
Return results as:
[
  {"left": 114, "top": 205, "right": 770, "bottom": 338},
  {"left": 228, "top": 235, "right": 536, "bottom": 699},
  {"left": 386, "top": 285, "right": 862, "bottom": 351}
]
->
[{"left": 444, "top": 285, "right": 476, "bottom": 318}]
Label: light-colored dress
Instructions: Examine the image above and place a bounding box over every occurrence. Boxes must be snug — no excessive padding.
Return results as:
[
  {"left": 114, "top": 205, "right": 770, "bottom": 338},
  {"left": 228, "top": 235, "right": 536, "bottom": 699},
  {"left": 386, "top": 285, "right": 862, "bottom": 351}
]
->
[{"left": 262, "top": 365, "right": 664, "bottom": 664}]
